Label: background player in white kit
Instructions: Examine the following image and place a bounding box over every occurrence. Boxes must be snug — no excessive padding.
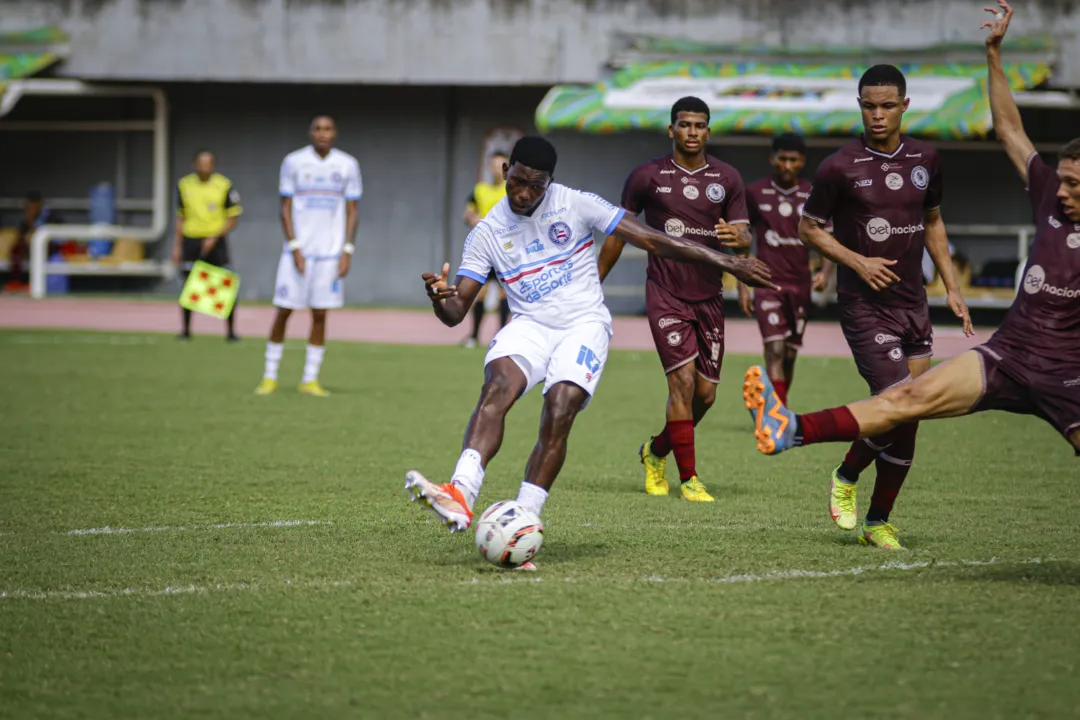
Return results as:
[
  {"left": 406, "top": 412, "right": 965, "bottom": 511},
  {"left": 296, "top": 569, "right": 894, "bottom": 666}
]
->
[
  {"left": 255, "top": 115, "right": 361, "bottom": 397},
  {"left": 405, "top": 137, "right": 776, "bottom": 549}
]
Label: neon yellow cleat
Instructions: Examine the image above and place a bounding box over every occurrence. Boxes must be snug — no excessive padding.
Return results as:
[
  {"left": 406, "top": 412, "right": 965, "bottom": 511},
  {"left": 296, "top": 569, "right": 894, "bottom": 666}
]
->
[
  {"left": 829, "top": 466, "right": 858, "bottom": 531},
  {"left": 858, "top": 522, "right": 905, "bottom": 550},
  {"left": 298, "top": 380, "right": 330, "bottom": 397},
  {"left": 680, "top": 476, "right": 714, "bottom": 502},
  {"left": 639, "top": 440, "right": 669, "bottom": 496},
  {"left": 254, "top": 378, "right": 278, "bottom": 395}
]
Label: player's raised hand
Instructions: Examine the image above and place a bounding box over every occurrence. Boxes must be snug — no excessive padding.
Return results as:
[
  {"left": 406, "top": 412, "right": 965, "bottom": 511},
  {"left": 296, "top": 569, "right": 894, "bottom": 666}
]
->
[
  {"left": 856, "top": 256, "right": 900, "bottom": 291},
  {"left": 982, "top": 0, "right": 1012, "bottom": 47},
  {"left": 948, "top": 290, "right": 975, "bottom": 337},
  {"left": 715, "top": 219, "right": 749, "bottom": 249},
  {"left": 422, "top": 262, "right": 457, "bottom": 302},
  {"left": 731, "top": 257, "right": 779, "bottom": 291}
]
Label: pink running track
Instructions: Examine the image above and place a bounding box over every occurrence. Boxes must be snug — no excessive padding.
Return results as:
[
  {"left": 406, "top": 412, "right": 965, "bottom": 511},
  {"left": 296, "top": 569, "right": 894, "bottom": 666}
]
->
[{"left": 0, "top": 297, "right": 994, "bottom": 359}]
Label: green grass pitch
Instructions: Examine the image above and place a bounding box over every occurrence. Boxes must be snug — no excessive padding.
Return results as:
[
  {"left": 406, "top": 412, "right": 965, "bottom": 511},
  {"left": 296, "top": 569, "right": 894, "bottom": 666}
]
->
[{"left": 1, "top": 329, "right": 1077, "bottom": 718}]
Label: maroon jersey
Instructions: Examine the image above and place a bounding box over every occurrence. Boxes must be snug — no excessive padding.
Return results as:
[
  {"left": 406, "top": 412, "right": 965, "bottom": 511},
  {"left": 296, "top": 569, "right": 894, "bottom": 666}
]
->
[
  {"left": 621, "top": 154, "right": 749, "bottom": 303},
  {"left": 802, "top": 136, "right": 943, "bottom": 307},
  {"left": 992, "top": 152, "right": 1080, "bottom": 366},
  {"left": 747, "top": 177, "right": 813, "bottom": 287}
]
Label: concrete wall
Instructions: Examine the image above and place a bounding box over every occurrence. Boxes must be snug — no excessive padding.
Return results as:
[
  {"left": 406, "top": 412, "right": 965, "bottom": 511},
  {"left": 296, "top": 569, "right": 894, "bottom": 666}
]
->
[
  {"left": 2, "top": 0, "right": 1079, "bottom": 87},
  {"left": 0, "top": 83, "right": 1050, "bottom": 310}
]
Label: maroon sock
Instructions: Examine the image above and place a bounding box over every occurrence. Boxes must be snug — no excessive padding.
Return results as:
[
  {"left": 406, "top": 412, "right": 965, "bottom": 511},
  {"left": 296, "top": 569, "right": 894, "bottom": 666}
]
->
[
  {"left": 867, "top": 422, "right": 919, "bottom": 522},
  {"left": 650, "top": 427, "right": 672, "bottom": 457},
  {"left": 772, "top": 379, "right": 789, "bottom": 406},
  {"left": 839, "top": 430, "right": 897, "bottom": 481},
  {"left": 797, "top": 406, "right": 860, "bottom": 446},
  {"left": 666, "top": 420, "right": 696, "bottom": 481}
]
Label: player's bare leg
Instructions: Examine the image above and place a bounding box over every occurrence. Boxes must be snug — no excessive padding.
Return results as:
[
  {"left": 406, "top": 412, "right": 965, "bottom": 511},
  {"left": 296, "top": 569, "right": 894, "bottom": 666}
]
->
[
  {"left": 829, "top": 356, "right": 932, "bottom": 536},
  {"left": 746, "top": 351, "right": 985, "bottom": 450},
  {"left": 782, "top": 344, "right": 799, "bottom": 394},
  {"left": 763, "top": 339, "right": 788, "bottom": 404},
  {"left": 520, "top": 381, "right": 588, "bottom": 505},
  {"left": 646, "top": 362, "right": 713, "bottom": 501},
  {"left": 406, "top": 358, "right": 527, "bottom": 532},
  {"left": 256, "top": 307, "right": 293, "bottom": 395},
  {"left": 299, "top": 309, "right": 329, "bottom": 396}
]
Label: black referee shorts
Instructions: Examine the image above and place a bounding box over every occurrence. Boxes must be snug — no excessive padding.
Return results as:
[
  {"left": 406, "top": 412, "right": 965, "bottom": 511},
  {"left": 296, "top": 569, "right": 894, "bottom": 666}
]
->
[{"left": 181, "top": 236, "right": 231, "bottom": 271}]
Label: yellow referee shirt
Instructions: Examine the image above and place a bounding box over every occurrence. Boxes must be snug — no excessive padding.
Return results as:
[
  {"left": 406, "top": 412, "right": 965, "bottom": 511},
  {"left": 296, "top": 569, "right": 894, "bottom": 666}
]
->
[
  {"left": 468, "top": 180, "right": 506, "bottom": 219},
  {"left": 176, "top": 173, "right": 242, "bottom": 238}
]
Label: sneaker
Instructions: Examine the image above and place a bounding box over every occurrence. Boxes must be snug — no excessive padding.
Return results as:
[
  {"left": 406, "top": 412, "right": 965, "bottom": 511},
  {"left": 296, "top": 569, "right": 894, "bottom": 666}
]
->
[
  {"left": 404, "top": 470, "right": 473, "bottom": 533},
  {"left": 680, "top": 475, "right": 715, "bottom": 502},
  {"left": 254, "top": 378, "right": 278, "bottom": 395},
  {"left": 514, "top": 562, "right": 538, "bottom": 572},
  {"left": 639, "top": 439, "right": 669, "bottom": 496},
  {"left": 226, "top": 333, "right": 240, "bottom": 343},
  {"left": 298, "top": 380, "right": 330, "bottom": 397},
  {"left": 177, "top": 332, "right": 192, "bottom": 342},
  {"left": 859, "top": 521, "right": 905, "bottom": 550},
  {"left": 460, "top": 337, "right": 479, "bottom": 348},
  {"left": 829, "top": 466, "right": 858, "bottom": 531},
  {"left": 742, "top": 365, "right": 797, "bottom": 455}
]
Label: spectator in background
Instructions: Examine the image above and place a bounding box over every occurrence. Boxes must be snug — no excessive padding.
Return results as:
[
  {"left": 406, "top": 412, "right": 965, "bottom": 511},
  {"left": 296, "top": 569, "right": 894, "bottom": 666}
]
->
[
  {"left": 460, "top": 150, "right": 511, "bottom": 347},
  {"left": 5, "top": 191, "right": 63, "bottom": 293},
  {"left": 172, "top": 150, "right": 243, "bottom": 342}
]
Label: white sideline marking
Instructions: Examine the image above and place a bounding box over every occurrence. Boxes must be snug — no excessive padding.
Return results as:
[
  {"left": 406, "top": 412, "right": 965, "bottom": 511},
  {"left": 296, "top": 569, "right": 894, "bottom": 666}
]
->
[
  {"left": 6, "top": 333, "right": 160, "bottom": 345},
  {"left": 0, "top": 578, "right": 354, "bottom": 602},
  {"left": 462, "top": 556, "right": 1066, "bottom": 585},
  {"left": 66, "top": 520, "right": 333, "bottom": 536}
]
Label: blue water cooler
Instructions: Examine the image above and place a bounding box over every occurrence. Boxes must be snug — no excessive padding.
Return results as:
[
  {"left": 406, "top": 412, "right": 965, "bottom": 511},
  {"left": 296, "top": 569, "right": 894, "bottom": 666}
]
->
[{"left": 88, "top": 182, "right": 115, "bottom": 259}]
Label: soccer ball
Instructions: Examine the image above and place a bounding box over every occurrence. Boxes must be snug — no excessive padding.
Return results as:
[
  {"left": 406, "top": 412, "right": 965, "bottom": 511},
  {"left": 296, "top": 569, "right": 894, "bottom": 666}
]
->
[{"left": 474, "top": 500, "right": 544, "bottom": 568}]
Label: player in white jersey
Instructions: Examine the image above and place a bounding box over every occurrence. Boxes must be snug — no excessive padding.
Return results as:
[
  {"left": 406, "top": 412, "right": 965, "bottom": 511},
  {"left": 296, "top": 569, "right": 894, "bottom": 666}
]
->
[
  {"left": 255, "top": 115, "right": 362, "bottom": 397},
  {"left": 404, "top": 136, "right": 777, "bottom": 555}
]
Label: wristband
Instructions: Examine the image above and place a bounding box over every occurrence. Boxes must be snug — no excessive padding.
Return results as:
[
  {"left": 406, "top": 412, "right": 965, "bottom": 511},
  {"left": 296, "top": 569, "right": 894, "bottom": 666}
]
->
[
  {"left": 287, "top": 239, "right": 301, "bottom": 251},
  {"left": 343, "top": 243, "right": 356, "bottom": 256}
]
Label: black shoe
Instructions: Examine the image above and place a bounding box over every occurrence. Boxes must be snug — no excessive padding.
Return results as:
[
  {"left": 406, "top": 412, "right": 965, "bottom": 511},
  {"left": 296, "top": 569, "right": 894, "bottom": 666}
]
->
[
  {"left": 226, "top": 333, "right": 240, "bottom": 343},
  {"left": 177, "top": 332, "right": 191, "bottom": 342}
]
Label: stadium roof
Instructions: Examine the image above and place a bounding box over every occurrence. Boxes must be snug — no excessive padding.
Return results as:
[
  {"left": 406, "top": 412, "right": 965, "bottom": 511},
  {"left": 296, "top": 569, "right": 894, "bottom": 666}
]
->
[{"left": 535, "top": 36, "right": 1078, "bottom": 141}]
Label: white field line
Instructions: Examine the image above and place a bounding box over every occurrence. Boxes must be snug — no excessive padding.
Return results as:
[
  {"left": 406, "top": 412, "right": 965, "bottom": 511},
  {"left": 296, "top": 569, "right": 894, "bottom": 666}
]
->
[
  {"left": 0, "top": 578, "right": 354, "bottom": 602},
  {"left": 5, "top": 333, "right": 160, "bottom": 345},
  {"left": 2, "top": 557, "right": 1070, "bottom": 601},
  {"left": 66, "top": 520, "right": 333, "bottom": 536},
  {"left": 462, "top": 556, "right": 1066, "bottom": 585}
]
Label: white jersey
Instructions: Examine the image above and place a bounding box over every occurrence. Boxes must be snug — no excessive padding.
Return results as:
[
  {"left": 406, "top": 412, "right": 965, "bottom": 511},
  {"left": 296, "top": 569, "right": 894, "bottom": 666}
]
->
[
  {"left": 458, "top": 183, "right": 625, "bottom": 331},
  {"left": 279, "top": 146, "right": 362, "bottom": 257}
]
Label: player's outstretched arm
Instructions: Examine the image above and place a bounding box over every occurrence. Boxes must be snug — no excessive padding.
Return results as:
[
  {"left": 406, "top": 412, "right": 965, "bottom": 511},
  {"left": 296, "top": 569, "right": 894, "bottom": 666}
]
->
[
  {"left": 610, "top": 214, "right": 777, "bottom": 289},
  {"left": 984, "top": 0, "right": 1036, "bottom": 184},
  {"left": 422, "top": 263, "right": 483, "bottom": 327},
  {"left": 798, "top": 216, "right": 899, "bottom": 291},
  {"left": 597, "top": 234, "right": 625, "bottom": 283}
]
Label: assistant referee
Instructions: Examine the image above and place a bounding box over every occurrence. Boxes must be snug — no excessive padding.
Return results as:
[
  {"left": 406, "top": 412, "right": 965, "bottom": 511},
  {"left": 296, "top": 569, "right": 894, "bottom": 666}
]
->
[{"left": 172, "top": 150, "right": 243, "bottom": 341}]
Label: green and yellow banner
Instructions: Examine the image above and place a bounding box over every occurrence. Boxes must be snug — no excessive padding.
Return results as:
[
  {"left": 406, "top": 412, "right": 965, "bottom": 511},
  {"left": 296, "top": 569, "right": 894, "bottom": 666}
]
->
[{"left": 536, "top": 39, "right": 1052, "bottom": 140}]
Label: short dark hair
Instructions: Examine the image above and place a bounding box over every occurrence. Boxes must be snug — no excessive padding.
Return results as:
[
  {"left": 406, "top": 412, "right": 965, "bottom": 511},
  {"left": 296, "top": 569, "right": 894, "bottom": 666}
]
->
[
  {"left": 490, "top": 149, "right": 509, "bottom": 160},
  {"left": 192, "top": 149, "right": 214, "bottom": 161},
  {"left": 1061, "top": 138, "right": 1080, "bottom": 161},
  {"left": 858, "top": 64, "right": 907, "bottom": 98},
  {"left": 509, "top": 136, "right": 557, "bottom": 173},
  {"left": 670, "top": 96, "right": 711, "bottom": 125},
  {"left": 772, "top": 132, "right": 807, "bottom": 154},
  {"left": 25, "top": 190, "right": 43, "bottom": 203},
  {"left": 310, "top": 114, "right": 335, "bottom": 126}
]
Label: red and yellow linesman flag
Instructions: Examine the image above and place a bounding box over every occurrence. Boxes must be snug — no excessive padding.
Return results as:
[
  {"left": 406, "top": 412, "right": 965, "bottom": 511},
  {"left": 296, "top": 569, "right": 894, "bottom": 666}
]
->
[{"left": 179, "top": 260, "right": 240, "bottom": 319}]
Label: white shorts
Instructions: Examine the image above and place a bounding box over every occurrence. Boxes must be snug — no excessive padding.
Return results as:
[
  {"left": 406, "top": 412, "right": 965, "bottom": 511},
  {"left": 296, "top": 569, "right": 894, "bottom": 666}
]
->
[
  {"left": 273, "top": 253, "right": 344, "bottom": 310},
  {"left": 484, "top": 318, "right": 611, "bottom": 409}
]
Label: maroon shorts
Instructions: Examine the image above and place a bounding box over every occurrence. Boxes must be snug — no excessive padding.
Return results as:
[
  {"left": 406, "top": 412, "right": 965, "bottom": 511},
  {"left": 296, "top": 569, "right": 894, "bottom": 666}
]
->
[
  {"left": 754, "top": 285, "right": 811, "bottom": 348},
  {"left": 840, "top": 301, "right": 933, "bottom": 395},
  {"left": 974, "top": 341, "right": 1080, "bottom": 447},
  {"left": 645, "top": 279, "right": 725, "bottom": 383}
]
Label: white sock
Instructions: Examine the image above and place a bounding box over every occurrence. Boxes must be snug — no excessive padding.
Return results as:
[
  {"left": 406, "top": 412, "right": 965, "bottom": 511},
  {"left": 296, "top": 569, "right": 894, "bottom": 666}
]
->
[
  {"left": 264, "top": 342, "right": 284, "bottom": 380},
  {"left": 302, "top": 344, "right": 325, "bottom": 383},
  {"left": 450, "top": 448, "right": 485, "bottom": 510},
  {"left": 516, "top": 482, "right": 548, "bottom": 517}
]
